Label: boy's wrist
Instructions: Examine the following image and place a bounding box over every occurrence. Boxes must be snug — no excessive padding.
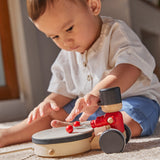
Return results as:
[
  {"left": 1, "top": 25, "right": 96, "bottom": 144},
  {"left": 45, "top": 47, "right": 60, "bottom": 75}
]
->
[{"left": 89, "top": 90, "right": 100, "bottom": 98}]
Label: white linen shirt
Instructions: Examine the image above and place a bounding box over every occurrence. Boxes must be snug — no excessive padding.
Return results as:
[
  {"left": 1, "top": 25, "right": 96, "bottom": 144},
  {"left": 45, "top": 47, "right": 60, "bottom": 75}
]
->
[{"left": 48, "top": 17, "right": 160, "bottom": 105}]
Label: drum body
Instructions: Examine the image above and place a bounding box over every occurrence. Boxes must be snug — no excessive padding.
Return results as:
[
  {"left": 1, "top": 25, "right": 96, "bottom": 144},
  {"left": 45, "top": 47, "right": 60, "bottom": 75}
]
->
[
  {"left": 33, "top": 137, "right": 92, "bottom": 157},
  {"left": 32, "top": 125, "right": 93, "bottom": 157}
]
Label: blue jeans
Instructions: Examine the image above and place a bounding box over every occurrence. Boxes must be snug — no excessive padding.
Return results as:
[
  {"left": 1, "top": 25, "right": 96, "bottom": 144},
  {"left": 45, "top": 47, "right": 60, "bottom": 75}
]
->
[{"left": 64, "top": 96, "right": 160, "bottom": 136}]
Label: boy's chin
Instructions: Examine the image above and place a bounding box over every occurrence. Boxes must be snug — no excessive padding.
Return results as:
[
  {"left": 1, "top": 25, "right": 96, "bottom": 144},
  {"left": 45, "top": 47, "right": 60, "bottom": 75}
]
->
[{"left": 64, "top": 47, "right": 86, "bottom": 54}]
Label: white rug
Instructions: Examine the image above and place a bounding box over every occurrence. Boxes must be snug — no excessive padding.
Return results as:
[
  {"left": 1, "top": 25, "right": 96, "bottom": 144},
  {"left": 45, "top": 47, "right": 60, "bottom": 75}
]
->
[{"left": 0, "top": 120, "right": 160, "bottom": 160}]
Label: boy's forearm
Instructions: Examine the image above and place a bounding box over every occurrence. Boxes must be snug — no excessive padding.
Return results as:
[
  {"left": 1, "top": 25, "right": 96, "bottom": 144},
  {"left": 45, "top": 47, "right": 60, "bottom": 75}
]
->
[
  {"left": 90, "top": 75, "right": 118, "bottom": 97},
  {"left": 90, "top": 64, "right": 141, "bottom": 97}
]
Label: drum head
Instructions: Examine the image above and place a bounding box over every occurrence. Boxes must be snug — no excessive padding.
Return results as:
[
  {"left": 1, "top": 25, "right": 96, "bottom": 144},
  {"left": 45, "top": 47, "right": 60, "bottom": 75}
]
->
[{"left": 32, "top": 122, "right": 93, "bottom": 144}]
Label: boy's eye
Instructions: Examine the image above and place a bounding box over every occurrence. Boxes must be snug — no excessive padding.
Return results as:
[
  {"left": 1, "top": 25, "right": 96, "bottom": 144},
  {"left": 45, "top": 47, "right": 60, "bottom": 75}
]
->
[
  {"left": 51, "top": 35, "right": 59, "bottom": 39},
  {"left": 66, "top": 25, "right": 74, "bottom": 32}
]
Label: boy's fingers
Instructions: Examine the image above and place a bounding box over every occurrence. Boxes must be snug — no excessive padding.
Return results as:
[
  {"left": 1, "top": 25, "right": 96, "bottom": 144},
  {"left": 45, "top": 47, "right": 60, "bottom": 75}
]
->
[
  {"left": 27, "top": 101, "right": 60, "bottom": 124},
  {"left": 85, "top": 94, "right": 99, "bottom": 106},
  {"left": 75, "top": 98, "right": 85, "bottom": 113},
  {"left": 79, "top": 105, "right": 99, "bottom": 122},
  {"left": 79, "top": 112, "right": 90, "bottom": 122},
  {"left": 39, "top": 102, "right": 49, "bottom": 117},
  {"left": 27, "top": 111, "right": 34, "bottom": 124},
  {"left": 65, "top": 109, "right": 77, "bottom": 121},
  {"left": 27, "top": 107, "right": 40, "bottom": 124},
  {"left": 39, "top": 102, "right": 58, "bottom": 117},
  {"left": 65, "top": 106, "right": 80, "bottom": 121},
  {"left": 32, "top": 107, "right": 39, "bottom": 120},
  {"left": 66, "top": 99, "right": 84, "bottom": 121},
  {"left": 39, "top": 106, "right": 45, "bottom": 117},
  {"left": 27, "top": 114, "right": 31, "bottom": 124},
  {"left": 84, "top": 94, "right": 91, "bottom": 106},
  {"left": 38, "top": 103, "right": 44, "bottom": 117},
  {"left": 50, "top": 102, "right": 60, "bottom": 111}
]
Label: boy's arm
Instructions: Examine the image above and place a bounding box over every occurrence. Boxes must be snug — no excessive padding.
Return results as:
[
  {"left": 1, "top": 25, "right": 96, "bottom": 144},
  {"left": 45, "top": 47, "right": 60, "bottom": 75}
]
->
[
  {"left": 28, "top": 92, "right": 72, "bottom": 124},
  {"left": 44, "top": 92, "right": 72, "bottom": 110},
  {"left": 90, "top": 63, "right": 141, "bottom": 96},
  {"left": 66, "top": 63, "right": 141, "bottom": 122}
]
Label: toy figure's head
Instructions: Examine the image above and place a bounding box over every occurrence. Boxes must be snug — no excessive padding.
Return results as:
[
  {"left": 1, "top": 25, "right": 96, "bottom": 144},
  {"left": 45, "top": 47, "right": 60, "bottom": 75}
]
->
[{"left": 98, "top": 87, "right": 122, "bottom": 113}]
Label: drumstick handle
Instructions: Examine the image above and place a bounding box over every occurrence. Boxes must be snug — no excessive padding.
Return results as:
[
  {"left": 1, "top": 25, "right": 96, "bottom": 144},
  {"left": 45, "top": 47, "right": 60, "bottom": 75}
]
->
[{"left": 81, "top": 121, "right": 91, "bottom": 126}]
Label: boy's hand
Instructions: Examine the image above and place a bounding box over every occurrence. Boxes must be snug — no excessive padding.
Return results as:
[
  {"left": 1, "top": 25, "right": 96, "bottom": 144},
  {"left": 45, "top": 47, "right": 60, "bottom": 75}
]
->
[
  {"left": 66, "top": 93, "right": 99, "bottom": 122},
  {"left": 27, "top": 100, "right": 60, "bottom": 124}
]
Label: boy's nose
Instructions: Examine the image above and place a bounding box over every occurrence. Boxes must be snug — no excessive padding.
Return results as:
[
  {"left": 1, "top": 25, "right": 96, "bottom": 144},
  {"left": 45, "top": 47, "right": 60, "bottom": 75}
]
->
[{"left": 63, "top": 38, "right": 74, "bottom": 47}]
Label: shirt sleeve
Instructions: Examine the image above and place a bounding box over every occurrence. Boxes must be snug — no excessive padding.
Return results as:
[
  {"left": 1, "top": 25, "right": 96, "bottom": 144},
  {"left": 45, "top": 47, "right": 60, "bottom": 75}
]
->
[
  {"left": 108, "top": 20, "right": 156, "bottom": 81},
  {"left": 47, "top": 51, "right": 77, "bottom": 99}
]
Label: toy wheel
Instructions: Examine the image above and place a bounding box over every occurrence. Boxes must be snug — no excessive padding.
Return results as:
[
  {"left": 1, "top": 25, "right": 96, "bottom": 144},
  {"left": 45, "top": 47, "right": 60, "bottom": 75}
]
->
[
  {"left": 99, "top": 129, "right": 125, "bottom": 154},
  {"left": 124, "top": 124, "right": 131, "bottom": 144}
]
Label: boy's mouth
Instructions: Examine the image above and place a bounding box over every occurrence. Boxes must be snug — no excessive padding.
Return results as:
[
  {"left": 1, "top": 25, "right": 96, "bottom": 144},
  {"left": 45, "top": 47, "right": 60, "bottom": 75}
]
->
[{"left": 69, "top": 46, "right": 80, "bottom": 51}]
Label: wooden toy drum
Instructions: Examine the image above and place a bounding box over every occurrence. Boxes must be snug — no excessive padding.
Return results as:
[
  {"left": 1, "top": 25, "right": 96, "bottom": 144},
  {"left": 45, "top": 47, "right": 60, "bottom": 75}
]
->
[{"left": 32, "top": 124, "right": 93, "bottom": 157}]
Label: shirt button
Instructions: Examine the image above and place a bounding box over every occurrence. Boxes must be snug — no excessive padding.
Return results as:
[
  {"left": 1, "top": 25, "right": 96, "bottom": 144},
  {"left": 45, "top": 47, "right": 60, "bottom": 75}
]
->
[
  {"left": 87, "top": 75, "right": 92, "bottom": 81},
  {"left": 83, "top": 62, "right": 87, "bottom": 67}
]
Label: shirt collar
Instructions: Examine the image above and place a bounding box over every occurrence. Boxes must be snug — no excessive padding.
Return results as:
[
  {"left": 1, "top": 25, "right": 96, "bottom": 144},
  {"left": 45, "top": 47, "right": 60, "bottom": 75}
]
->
[{"left": 87, "top": 16, "right": 113, "bottom": 57}]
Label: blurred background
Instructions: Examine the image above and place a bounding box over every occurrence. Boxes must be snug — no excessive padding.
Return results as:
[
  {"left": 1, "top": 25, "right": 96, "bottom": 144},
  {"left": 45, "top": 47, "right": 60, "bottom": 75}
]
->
[{"left": 0, "top": 0, "right": 160, "bottom": 122}]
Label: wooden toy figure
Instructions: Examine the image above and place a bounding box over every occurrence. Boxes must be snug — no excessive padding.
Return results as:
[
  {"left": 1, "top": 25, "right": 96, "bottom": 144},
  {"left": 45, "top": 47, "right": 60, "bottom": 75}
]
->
[
  {"left": 32, "top": 87, "right": 131, "bottom": 157},
  {"left": 89, "top": 87, "right": 131, "bottom": 153}
]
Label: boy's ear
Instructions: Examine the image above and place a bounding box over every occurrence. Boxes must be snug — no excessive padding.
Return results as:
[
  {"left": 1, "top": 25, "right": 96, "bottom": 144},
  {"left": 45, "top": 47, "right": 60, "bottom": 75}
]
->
[{"left": 87, "top": 0, "right": 101, "bottom": 16}]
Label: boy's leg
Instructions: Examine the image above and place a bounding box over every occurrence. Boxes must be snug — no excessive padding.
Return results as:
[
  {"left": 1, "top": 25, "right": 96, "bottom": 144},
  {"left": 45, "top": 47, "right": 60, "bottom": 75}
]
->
[
  {"left": 121, "top": 96, "right": 160, "bottom": 137},
  {"left": 121, "top": 111, "right": 142, "bottom": 137},
  {"left": 0, "top": 108, "right": 68, "bottom": 147}
]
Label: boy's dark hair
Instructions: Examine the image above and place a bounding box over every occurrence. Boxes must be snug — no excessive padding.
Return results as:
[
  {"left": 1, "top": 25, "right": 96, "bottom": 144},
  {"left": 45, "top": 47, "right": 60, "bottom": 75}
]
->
[
  {"left": 27, "top": 0, "right": 87, "bottom": 21},
  {"left": 26, "top": 0, "right": 54, "bottom": 21}
]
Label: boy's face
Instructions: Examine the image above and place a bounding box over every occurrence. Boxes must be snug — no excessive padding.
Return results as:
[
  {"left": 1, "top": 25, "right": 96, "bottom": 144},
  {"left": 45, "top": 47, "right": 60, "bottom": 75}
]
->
[{"left": 34, "top": 0, "right": 101, "bottom": 53}]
